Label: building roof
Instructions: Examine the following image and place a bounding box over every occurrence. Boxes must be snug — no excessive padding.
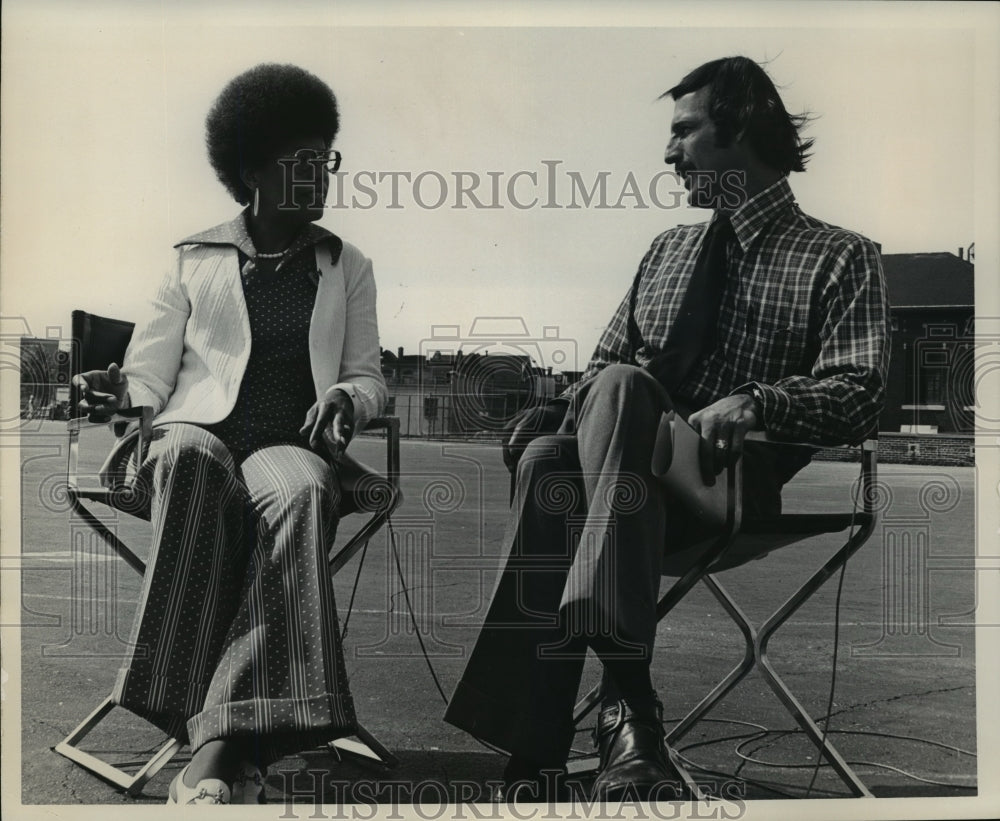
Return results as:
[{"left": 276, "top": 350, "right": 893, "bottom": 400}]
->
[{"left": 882, "top": 252, "right": 974, "bottom": 309}]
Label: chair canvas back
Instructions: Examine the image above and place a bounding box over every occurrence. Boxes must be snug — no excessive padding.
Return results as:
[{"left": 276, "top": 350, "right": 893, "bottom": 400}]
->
[{"left": 71, "top": 311, "right": 136, "bottom": 414}]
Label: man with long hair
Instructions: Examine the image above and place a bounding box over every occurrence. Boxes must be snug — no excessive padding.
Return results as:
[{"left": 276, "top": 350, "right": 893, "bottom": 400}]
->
[{"left": 446, "top": 56, "right": 889, "bottom": 802}]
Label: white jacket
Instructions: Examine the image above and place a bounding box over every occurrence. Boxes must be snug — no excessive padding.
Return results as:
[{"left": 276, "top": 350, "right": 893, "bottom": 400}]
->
[{"left": 122, "top": 231, "right": 386, "bottom": 432}]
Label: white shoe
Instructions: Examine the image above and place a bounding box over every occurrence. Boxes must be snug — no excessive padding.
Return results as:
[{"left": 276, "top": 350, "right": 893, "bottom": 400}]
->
[
  {"left": 167, "top": 764, "right": 232, "bottom": 805},
  {"left": 230, "top": 761, "right": 266, "bottom": 804}
]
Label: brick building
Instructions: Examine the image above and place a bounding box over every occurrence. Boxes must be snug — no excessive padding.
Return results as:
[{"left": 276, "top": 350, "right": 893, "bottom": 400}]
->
[
  {"left": 879, "top": 250, "right": 975, "bottom": 434},
  {"left": 18, "top": 337, "right": 72, "bottom": 419},
  {"left": 380, "top": 347, "right": 557, "bottom": 437}
]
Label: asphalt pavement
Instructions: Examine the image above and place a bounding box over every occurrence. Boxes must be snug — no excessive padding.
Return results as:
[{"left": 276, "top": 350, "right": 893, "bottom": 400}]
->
[{"left": 12, "top": 423, "right": 979, "bottom": 810}]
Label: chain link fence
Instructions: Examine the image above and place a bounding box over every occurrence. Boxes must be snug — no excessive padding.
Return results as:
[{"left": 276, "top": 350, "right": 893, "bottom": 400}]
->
[{"left": 381, "top": 391, "right": 537, "bottom": 440}]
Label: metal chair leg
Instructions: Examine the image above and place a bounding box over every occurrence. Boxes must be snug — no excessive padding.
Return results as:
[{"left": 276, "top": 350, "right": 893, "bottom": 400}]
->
[
  {"left": 752, "top": 528, "right": 877, "bottom": 798},
  {"left": 704, "top": 526, "right": 876, "bottom": 797},
  {"left": 328, "top": 722, "right": 399, "bottom": 768},
  {"left": 52, "top": 696, "right": 183, "bottom": 796},
  {"left": 668, "top": 747, "right": 709, "bottom": 801},
  {"left": 666, "top": 575, "right": 758, "bottom": 745},
  {"left": 573, "top": 681, "right": 603, "bottom": 724},
  {"left": 756, "top": 520, "right": 875, "bottom": 641},
  {"left": 670, "top": 557, "right": 874, "bottom": 797},
  {"left": 754, "top": 648, "right": 872, "bottom": 797}
]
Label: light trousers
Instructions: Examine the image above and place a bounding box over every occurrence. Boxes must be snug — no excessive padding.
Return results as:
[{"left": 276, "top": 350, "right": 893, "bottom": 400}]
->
[{"left": 111, "top": 424, "right": 356, "bottom": 764}]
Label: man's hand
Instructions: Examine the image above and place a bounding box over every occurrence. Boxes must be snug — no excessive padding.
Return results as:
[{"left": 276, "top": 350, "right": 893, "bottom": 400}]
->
[
  {"left": 72, "top": 363, "right": 129, "bottom": 420},
  {"left": 301, "top": 389, "right": 355, "bottom": 460},
  {"left": 502, "top": 402, "right": 568, "bottom": 473},
  {"left": 688, "top": 394, "right": 760, "bottom": 484}
]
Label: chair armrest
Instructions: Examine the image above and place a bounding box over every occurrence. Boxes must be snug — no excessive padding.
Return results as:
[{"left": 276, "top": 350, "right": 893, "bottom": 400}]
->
[
  {"left": 67, "top": 406, "right": 154, "bottom": 491},
  {"left": 361, "top": 416, "right": 401, "bottom": 490},
  {"left": 322, "top": 416, "right": 402, "bottom": 515},
  {"left": 327, "top": 416, "right": 404, "bottom": 575},
  {"left": 361, "top": 415, "right": 398, "bottom": 432},
  {"left": 744, "top": 430, "right": 877, "bottom": 451},
  {"left": 67, "top": 406, "right": 153, "bottom": 435}
]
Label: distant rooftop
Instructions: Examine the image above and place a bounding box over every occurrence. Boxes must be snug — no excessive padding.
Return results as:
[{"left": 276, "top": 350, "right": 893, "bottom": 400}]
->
[{"left": 882, "top": 252, "right": 974, "bottom": 309}]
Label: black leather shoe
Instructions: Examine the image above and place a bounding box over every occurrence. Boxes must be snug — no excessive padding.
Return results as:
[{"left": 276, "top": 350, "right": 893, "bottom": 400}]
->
[
  {"left": 493, "top": 768, "right": 573, "bottom": 804},
  {"left": 590, "top": 699, "right": 684, "bottom": 801}
]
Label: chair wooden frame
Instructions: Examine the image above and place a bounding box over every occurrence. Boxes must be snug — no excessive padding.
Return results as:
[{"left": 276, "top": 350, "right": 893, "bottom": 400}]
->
[
  {"left": 570, "top": 431, "right": 878, "bottom": 798},
  {"left": 52, "top": 311, "right": 403, "bottom": 795}
]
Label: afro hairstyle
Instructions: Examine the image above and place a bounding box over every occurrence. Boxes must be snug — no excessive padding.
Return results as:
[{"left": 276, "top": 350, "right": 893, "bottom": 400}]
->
[{"left": 205, "top": 63, "right": 340, "bottom": 204}]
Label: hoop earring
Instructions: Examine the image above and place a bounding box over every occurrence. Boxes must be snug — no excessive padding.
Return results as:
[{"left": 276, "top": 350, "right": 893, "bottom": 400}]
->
[{"left": 252, "top": 187, "right": 260, "bottom": 218}]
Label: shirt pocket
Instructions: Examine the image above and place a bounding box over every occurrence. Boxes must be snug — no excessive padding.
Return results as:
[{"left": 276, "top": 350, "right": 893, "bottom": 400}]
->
[{"left": 747, "top": 311, "right": 810, "bottom": 380}]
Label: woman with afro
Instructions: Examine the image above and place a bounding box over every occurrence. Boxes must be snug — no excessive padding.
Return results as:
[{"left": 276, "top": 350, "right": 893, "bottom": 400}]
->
[{"left": 73, "top": 63, "right": 386, "bottom": 805}]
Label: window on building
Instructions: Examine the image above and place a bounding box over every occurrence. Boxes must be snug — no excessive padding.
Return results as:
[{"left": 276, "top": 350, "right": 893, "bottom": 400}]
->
[{"left": 919, "top": 369, "right": 946, "bottom": 405}]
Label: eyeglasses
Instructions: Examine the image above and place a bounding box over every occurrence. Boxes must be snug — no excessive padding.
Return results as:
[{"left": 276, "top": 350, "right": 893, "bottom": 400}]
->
[{"left": 280, "top": 148, "right": 343, "bottom": 176}]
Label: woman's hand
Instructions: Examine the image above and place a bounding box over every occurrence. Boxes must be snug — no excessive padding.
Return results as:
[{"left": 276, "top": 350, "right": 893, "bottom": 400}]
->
[
  {"left": 72, "top": 363, "right": 130, "bottom": 420},
  {"left": 300, "top": 389, "right": 355, "bottom": 459}
]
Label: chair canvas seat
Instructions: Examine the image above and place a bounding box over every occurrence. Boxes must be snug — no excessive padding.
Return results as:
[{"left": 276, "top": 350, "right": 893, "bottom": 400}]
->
[{"left": 662, "top": 511, "right": 874, "bottom": 577}]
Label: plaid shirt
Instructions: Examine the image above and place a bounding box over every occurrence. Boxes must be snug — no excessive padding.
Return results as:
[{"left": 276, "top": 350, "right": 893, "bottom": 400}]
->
[{"left": 562, "top": 178, "right": 890, "bottom": 445}]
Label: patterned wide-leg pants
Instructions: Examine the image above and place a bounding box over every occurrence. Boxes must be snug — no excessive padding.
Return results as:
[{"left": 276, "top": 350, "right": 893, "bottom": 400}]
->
[{"left": 111, "top": 424, "right": 356, "bottom": 764}]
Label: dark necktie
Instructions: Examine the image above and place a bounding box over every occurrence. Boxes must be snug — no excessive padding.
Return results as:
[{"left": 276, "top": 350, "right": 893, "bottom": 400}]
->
[{"left": 642, "top": 214, "right": 735, "bottom": 394}]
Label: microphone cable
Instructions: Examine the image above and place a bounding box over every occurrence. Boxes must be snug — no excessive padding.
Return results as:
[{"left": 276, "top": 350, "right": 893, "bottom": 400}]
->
[
  {"left": 384, "top": 515, "right": 509, "bottom": 758},
  {"left": 803, "top": 454, "right": 862, "bottom": 797},
  {"left": 372, "top": 452, "right": 976, "bottom": 795}
]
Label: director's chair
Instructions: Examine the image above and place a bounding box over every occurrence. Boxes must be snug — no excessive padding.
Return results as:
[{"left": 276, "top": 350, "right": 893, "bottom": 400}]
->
[
  {"left": 568, "top": 417, "right": 879, "bottom": 798},
  {"left": 53, "top": 310, "right": 403, "bottom": 795}
]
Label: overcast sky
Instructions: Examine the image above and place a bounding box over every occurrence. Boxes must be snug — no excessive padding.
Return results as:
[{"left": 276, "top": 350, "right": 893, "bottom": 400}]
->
[{"left": 1, "top": 1, "right": 997, "bottom": 370}]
